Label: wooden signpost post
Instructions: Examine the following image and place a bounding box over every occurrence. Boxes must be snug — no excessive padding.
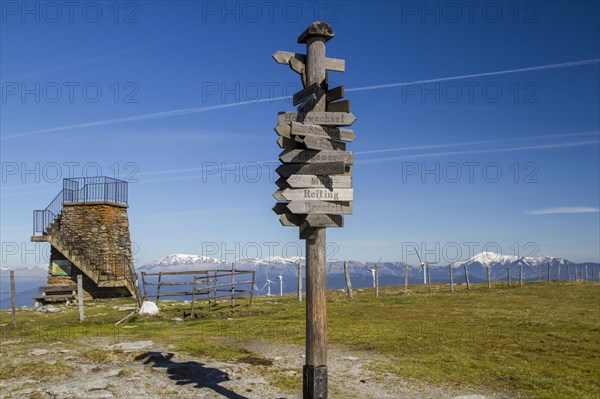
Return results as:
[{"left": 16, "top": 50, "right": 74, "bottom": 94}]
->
[{"left": 272, "top": 22, "right": 354, "bottom": 399}]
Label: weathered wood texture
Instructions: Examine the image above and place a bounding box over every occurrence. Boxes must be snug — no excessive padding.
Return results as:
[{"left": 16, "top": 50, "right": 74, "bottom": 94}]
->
[
  {"left": 290, "top": 122, "right": 356, "bottom": 142},
  {"left": 304, "top": 28, "right": 329, "bottom": 390},
  {"left": 519, "top": 263, "right": 523, "bottom": 287},
  {"left": 449, "top": 265, "right": 454, "bottom": 292},
  {"left": 464, "top": 265, "right": 470, "bottom": 290},
  {"left": 77, "top": 274, "right": 84, "bottom": 322},
  {"left": 280, "top": 188, "right": 353, "bottom": 202},
  {"left": 286, "top": 200, "right": 352, "bottom": 215},
  {"left": 404, "top": 264, "right": 408, "bottom": 295},
  {"left": 326, "top": 100, "right": 350, "bottom": 113},
  {"left": 276, "top": 162, "right": 348, "bottom": 177},
  {"left": 344, "top": 261, "right": 352, "bottom": 299},
  {"left": 298, "top": 260, "right": 302, "bottom": 302},
  {"left": 306, "top": 227, "right": 327, "bottom": 367},
  {"left": 304, "top": 214, "right": 343, "bottom": 228},
  {"left": 284, "top": 175, "right": 352, "bottom": 189},
  {"left": 272, "top": 51, "right": 345, "bottom": 72},
  {"left": 279, "top": 150, "right": 354, "bottom": 165},
  {"left": 326, "top": 86, "right": 344, "bottom": 103},
  {"left": 278, "top": 112, "right": 356, "bottom": 126},
  {"left": 10, "top": 270, "right": 16, "bottom": 325}
]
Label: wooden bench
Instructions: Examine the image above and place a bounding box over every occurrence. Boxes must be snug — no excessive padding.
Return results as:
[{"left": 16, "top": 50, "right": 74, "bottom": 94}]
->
[{"left": 32, "top": 285, "right": 77, "bottom": 306}]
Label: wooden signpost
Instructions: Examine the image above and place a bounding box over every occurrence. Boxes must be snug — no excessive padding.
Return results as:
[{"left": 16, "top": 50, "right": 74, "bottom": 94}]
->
[{"left": 272, "top": 22, "right": 354, "bottom": 399}]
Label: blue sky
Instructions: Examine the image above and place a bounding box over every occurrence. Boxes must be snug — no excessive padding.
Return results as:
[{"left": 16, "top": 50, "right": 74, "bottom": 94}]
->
[{"left": 1, "top": 0, "right": 599, "bottom": 267}]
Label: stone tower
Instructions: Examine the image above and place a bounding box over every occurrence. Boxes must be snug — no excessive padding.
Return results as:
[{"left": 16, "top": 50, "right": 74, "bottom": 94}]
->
[{"left": 31, "top": 177, "right": 140, "bottom": 304}]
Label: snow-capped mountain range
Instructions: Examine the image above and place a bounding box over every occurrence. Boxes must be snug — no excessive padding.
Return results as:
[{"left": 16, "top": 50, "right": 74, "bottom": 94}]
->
[{"left": 139, "top": 252, "right": 598, "bottom": 280}]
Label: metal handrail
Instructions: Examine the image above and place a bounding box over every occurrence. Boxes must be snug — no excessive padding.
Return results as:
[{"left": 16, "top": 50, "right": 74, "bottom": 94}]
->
[{"left": 33, "top": 177, "right": 128, "bottom": 236}]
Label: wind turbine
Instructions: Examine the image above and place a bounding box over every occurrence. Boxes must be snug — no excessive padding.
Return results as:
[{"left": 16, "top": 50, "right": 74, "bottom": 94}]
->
[
  {"left": 278, "top": 273, "right": 284, "bottom": 296},
  {"left": 365, "top": 267, "right": 376, "bottom": 287},
  {"left": 262, "top": 274, "right": 275, "bottom": 296},
  {"left": 414, "top": 247, "right": 426, "bottom": 284}
]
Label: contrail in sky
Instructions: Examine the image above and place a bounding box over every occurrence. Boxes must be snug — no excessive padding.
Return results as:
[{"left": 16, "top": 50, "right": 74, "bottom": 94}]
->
[
  {"left": 346, "top": 59, "right": 600, "bottom": 92},
  {"left": 359, "top": 140, "right": 600, "bottom": 164},
  {"left": 356, "top": 131, "right": 599, "bottom": 155},
  {"left": 2, "top": 58, "right": 598, "bottom": 140}
]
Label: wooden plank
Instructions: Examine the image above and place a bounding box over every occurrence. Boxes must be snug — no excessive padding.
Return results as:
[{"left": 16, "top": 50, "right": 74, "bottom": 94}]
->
[
  {"left": 291, "top": 122, "right": 356, "bottom": 142},
  {"left": 280, "top": 149, "right": 354, "bottom": 164},
  {"left": 272, "top": 51, "right": 345, "bottom": 72},
  {"left": 326, "top": 100, "right": 350, "bottom": 113},
  {"left": 277, "top": 136, "right": 303, "bottom": 149},
  {"left": 281, "top": 188, "right": 353, "bottom": 202},
  {"left": 286, "top": 175, "right": 352, "bottom": 189},
  {"left": 276, "top": 162, "right": 347, "bottom": 177},
  {"left": 39, "top": 285, "right": 77, "bottom": 293},
  {"left": 293, "top": 83, "right": 323, "bottom": 106},
  {"left": 304, "top": 214, "right": 343, "bottom": 228},
  {"left": 279, "top": 213, "right": 304, "bottom": 226},
  {"left": 326, "top": 86, "right": 344, "bottom": 103},
  {"left": 287, "top": 200, "right": 353, "bottom": 214},
  {"left": 303, "top": 136, "right": 346, "bottom": 151},
  {"left": 278, "top": 112, "right": 356, "bottom": 126},
  {"left": 142, "top": 270, "right": 210, "bottom": 277}
]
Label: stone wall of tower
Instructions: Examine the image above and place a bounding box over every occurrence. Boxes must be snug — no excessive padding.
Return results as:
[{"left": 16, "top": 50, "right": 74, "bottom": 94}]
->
[{"left": 46, "top": 202, "right": 134, "bottom": 298}]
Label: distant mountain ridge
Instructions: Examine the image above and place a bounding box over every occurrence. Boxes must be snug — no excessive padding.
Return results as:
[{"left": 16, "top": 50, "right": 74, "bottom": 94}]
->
[{"left": 140, "top": 252, "right": 599, "bottom": 281}]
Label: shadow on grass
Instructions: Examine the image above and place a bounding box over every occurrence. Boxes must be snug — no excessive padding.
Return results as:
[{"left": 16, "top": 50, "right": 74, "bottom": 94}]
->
[{"left": 135, "top": 351, "right": 249, "bottom": 399}]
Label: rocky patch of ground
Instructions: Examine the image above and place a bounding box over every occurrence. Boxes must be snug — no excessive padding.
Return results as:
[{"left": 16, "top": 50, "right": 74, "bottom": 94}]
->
[{"left": 0, "top": 337, "right": 502, "bottom": 399}]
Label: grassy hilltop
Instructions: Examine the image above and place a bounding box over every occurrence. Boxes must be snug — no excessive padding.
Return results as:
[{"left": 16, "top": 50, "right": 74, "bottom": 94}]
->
[{"left": 1, "top": 281, "right": 598, "bottom": 398}]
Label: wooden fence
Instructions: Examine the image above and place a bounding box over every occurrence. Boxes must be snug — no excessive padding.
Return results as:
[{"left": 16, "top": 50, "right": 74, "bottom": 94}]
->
[{"left": 140, "top": 269, "right": 255, "bottom": 315}]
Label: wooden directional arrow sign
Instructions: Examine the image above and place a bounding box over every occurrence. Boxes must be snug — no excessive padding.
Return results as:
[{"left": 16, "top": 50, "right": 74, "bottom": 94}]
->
[
  {"left": 289, "top": 56, "right": 307, "bottom": 87},
  {"left": 293, "top": 83, "right": 324, "bottom": 106},
  {"left": 326, "top": 86, "right": 344, "bottom": 103},
  {"left": 279, "top": 213, "right": 304, "bottom": 227},
  {"left": 275, "top": 124, "right": 292, "bottom": 138},
  {"left": 286, "top": 200, "right": 353, "bottom": 215},
  {"left": 297, "top": 94, "right": 316, "bottom": 112},
  {"left": 304, "top": 214, "right": 343, "bottom": 228},
  {"left": 286, "top": 175, "right": 352, "bottom": 189},
  {"left": 303, "top": 136, "right": 346, "bottom": 151},
  {"left": 272, "top": 202, "right": 289, "bottom": 215},
  {"left": 276, "top": 136, "right": 303, "bottom": 149},
  {"left": 275, "top": 177, "right": 291, "bottom": 189},
  {"left": 326, "top": 100, "right": 350, "bottom": 113},
  {"left": 279, "top": 149, "right": 354, "bottom": 164},
  {"left": 273, "top": 51, "right": 345, "bottom": 72},
  {"left": 272, "top": 190, "right": 287, "bottom": 201},
  {"left": 276, "top": 162, "right": 348, "bottom": 177},
  {"left": 281, "top": 188, "right": 353, "bottom": 201},
  {"left": 290, "top": 122, "right": 356, "bottom": 142},
  {"left": 278, "top": 112, "right": 356, "bottom": 126}
]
